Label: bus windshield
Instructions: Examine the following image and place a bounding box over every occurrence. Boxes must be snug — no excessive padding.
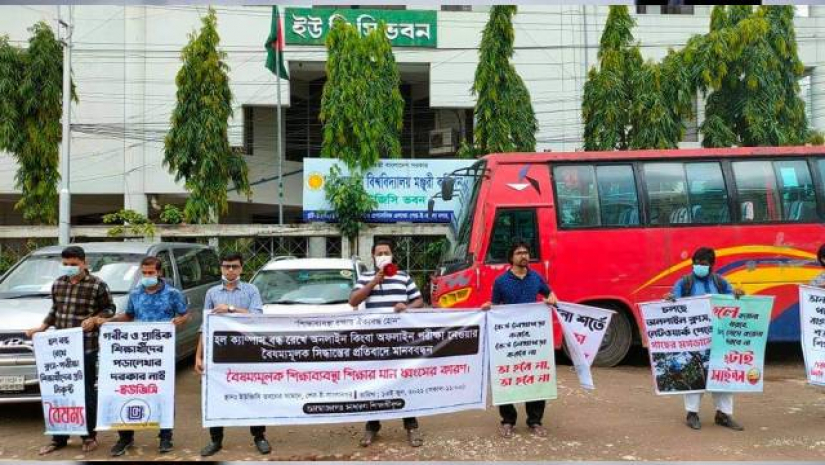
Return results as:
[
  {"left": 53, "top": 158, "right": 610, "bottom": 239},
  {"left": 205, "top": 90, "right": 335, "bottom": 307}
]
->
[{"left": 443, "top": 161, "right": 486, "bottom": 271}]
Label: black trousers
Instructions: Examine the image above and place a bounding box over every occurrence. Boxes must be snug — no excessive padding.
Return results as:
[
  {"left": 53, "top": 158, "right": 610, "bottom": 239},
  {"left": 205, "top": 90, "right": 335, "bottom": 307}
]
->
[
  {"left": 365, "top": 417, "right": 418, "bottom": 432},
  {"left": 499, "top": 401, "right": 546, "bottom": 427},
  {"left": 52, "top": 351, "right": 98, "bottom": 445},
  {"left": 209, "top": 426, "right": 266, "bottom": 443},
  {"left": 118, "top": 429, "right": 173, "bottom": 441}
]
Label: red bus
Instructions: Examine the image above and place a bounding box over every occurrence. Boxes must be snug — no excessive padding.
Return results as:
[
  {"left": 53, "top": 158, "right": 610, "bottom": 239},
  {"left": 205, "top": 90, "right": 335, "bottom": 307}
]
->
[{"left": 430, "top": 147, "right": 825, "bottom": 366}]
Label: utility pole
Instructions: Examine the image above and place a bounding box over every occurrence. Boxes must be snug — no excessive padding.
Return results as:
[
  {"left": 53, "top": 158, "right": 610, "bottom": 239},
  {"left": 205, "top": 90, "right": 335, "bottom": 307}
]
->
[{"left": 58, "top": 5, "right": 73, "bottom": 245}]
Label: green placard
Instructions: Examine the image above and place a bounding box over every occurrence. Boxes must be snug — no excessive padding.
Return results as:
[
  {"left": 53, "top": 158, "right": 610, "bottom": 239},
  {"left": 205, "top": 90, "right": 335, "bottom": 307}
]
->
[{"left": 285, "top": 8, "right": 437, "bottom": 48}]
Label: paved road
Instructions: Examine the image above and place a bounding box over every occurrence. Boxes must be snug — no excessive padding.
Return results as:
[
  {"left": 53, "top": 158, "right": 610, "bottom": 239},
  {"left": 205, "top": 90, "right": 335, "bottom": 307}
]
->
[{"left": 2, "top": 345, "right": 825, "bottom": 461}]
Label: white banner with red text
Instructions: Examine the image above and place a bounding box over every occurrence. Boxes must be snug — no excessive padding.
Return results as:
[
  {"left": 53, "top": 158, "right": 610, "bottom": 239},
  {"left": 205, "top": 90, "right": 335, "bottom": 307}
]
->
[
  {"left": 96, "top": 322, "right": 176, "bottom": 431},
  {"left": 202, "top": 311, "right": 487, "bottom": 426},
  {"left": 555, "top": 302, "right": 614, "bottom": 390},
  {"left": 33, "top": 328, "right": 88, "bottom": 435}
]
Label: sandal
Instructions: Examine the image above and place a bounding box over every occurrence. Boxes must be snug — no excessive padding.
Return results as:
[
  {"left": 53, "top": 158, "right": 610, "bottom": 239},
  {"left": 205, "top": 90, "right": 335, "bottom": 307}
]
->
[
  {"left": 38, "top": 442, "right": 66, "bottom": 456},
  {"left": 82, "top": 438, "right": 99, "bottom": 453}
]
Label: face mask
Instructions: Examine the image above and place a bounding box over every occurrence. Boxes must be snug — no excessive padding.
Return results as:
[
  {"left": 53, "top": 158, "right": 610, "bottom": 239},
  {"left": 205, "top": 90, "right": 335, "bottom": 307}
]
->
[
  {"left": 60, "top": 265, "right": 80, "bottom": 277},
  {"left": 375, "top": 255, "right": 393, "bottom": 270},
  {"left": 222, "top": 276, "right": 239, "bottom": 284},
  {"left": 140, "top": 276, "right": 159, "bottom": 288},
  {"left": 693, "top": 264, "right": 710, "bottom": 278}
]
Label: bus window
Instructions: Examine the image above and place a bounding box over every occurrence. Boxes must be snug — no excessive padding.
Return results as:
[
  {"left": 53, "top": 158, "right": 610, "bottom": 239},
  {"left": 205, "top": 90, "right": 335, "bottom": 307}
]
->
[
  {"left": 596, "top": 165, "right": 639, "bottom": 226},
  {"left": 732, "top": 161, "right": 782, "bottom": 222},
  {"left": 485, "top": 209, "right": 539, "bottom": 263},
  {"left": 774, "top": 160, "right": 817, "bottom": 222},
  {"left": 643, "top": 163, "right": 691, "bottom": 225},
  {"left": 553, "top": 165, "right": 600, "bottom": 228},
  {"left": 685, "top": 162, "right": 730, "bottom": 224}
]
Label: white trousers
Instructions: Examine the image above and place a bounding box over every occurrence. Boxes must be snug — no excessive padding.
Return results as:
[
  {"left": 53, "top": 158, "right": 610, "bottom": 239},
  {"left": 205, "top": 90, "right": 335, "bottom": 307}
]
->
[{"left": 684, "top": 392, "right": 734, "bottom": 415}]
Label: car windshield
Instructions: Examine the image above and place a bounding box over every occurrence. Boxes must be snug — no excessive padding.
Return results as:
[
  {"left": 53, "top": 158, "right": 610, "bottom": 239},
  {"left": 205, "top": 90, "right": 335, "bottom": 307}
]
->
[
  {"left": 0, "top": 253, "right": 144, "bottom": 297},
  {"left": 252, "top": 268, "right": 355, "bottom": 305}
]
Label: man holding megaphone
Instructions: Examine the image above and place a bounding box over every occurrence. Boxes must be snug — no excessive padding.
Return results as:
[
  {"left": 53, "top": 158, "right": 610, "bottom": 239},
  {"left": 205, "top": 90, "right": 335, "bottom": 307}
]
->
[{"left": 349, "top": 240, "right": 425, "bottom": 448}]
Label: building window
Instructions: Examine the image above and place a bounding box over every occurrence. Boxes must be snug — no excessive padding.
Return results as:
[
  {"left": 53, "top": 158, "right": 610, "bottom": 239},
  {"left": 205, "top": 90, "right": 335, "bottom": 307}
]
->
[
  {"left": 637, "top": 5, "right": 694, "bottom": 15},
  {"left": 683, "top": 96, "right": 699, "bottom": 143},
  {"left": 662, "top": 5, "right": 694, "bottom": 15},
  {"left": 441, "top": 5, "right": 472, "bottom": 12},
  {"left": 243, "top": 106, "right": 254, "bottom": 156},
  {"left": 800, "top": 71, "right": 813, "bottom": 125}
]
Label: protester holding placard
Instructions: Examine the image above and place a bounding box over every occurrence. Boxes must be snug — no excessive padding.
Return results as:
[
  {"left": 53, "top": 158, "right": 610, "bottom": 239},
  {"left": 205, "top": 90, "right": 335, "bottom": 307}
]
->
[
  {"left": 481, "top": 241, "right": 557, "bottom": 439},
  {"left": 809, "top": 244, "right": 825, "bottom": 287},
  {"left": 95, "top": 256, "right": 188, "bottom": 456},
  {"left": 664, "top": 247, "right": 744, "bottom": 431},
  {"left": 26, "top": 246, "right": 116, "bottom": 455},
  {"left": 195, "top": 251, "right": 270, "bottom": 457},
  {"left": 349, "top": 239, "right": 425, "bottom": 448}
]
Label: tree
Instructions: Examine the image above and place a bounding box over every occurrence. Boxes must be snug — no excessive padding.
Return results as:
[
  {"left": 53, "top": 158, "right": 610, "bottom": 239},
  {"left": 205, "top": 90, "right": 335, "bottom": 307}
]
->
[
  {"left": 0, "top": 23, "right": 72, "bottom": 224},
  {"left": 319, "top": 21, "right": 403, "bottom": 250},
  {"left": 164, "top": 8, "right": 251, "bottom": 224},
  {"left": 465, "top": 6, "right": 537, "bottom": 157},
  {"left": 701, "top": 6, "right": 811, "bottom": 147},
  {"left": 583, "top": 5, "right": 777, "bottom": 151},
  {"left": 583, "top": 7, "right": 696, "bottom": 151},
  {"left": 320, "top": 21, "right": 404, "bottom": 170}
]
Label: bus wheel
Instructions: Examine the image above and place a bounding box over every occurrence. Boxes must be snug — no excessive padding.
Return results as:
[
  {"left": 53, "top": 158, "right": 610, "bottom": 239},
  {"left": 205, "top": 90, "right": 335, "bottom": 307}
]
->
[{"left": 593, "top": 306, "right": 633, "bottom": 367}]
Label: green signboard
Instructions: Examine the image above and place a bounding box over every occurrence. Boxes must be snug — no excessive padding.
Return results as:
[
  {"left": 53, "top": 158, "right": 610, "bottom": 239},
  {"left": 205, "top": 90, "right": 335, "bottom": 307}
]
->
[{"left": 285, "top": 8, "right": 437, "bottom": 48}]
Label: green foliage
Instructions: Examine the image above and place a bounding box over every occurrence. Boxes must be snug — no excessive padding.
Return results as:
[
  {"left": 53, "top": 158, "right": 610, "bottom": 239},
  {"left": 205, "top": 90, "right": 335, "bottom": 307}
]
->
[
  {"left": 323, "top": 165, "right": 377, "bottom": 244},
  {"left": 583, "top": 6, "right": 692, "bottom": 151},
  {"left": 0, "top": 24, "right": 74, "bottom": 224},
  {"left": 103, "top": 209, "right": 156, "bottom": 238},
  {"left": 701, "top": 6, "right": 810, "bottom": 147},
  {"left": 320, "top": 21, "right": 404, "bottom": 171},
  {"left": 159, "top": 204, "right": 184, "bottom": 224},
  {"left": 470, "top": 6, "right": 537, "bottom": 155},
  {"left": 164, "top": 8, "right": 251, "bottom": 224}
]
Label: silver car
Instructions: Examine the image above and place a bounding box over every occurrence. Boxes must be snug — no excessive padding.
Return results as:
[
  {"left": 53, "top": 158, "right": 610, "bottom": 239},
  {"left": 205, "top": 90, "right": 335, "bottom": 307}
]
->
[{"left": 0, "top": 241, "right": 221, "bottom": 403}]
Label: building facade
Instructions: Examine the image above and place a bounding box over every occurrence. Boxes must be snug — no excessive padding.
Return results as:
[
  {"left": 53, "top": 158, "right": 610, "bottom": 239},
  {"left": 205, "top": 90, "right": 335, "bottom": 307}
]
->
[{"left": 0, "top": 4, "right": 823, "bottom": 225}]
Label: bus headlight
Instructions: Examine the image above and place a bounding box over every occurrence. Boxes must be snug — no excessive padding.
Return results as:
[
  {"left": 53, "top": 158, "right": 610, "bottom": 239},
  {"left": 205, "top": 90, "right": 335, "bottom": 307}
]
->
[{"left": 438, "top": 287, "right": 472, "bottom": 308}]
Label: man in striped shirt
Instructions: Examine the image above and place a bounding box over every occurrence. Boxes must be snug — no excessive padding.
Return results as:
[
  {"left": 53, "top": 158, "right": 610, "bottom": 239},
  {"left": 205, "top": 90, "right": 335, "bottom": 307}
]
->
[{"left": 349, "top": 240, "right": 425, "bottom": 448}]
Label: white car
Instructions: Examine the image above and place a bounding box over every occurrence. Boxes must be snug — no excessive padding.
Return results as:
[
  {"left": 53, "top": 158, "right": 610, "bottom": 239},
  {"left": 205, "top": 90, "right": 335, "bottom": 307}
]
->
[{"left": 251, "top": 257, "right": 367, "bottom": 314}]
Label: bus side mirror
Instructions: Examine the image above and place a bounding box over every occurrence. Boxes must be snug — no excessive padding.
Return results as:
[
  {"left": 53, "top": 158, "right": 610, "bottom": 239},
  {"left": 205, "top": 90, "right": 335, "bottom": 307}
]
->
[
  {"left": 442, "top": 177, "right": 455, "bottom": 201},
  {"left": 427, "top": 198, "right": 435, "bottom": 214}
]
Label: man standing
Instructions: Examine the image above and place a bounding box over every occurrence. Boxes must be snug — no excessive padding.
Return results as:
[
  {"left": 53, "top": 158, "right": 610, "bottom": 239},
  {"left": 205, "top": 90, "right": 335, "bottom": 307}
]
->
[
  {"left": 195, "top": 251, "right": 270, "bottom": 457},
  {"left": 665, "top": 246, "right": 745, "bottom": 431},
  {"left": 481, "top": 241, "right": 557, "bottom": 439},
  {"left": 26, "top": 246, "right": 116, "bottom": 455},
  {"left": 97, "top": 256, "right": 189, "bottom": 456},
  {"left": 349, "top": 240, "right": 425, "bottom": 448}
]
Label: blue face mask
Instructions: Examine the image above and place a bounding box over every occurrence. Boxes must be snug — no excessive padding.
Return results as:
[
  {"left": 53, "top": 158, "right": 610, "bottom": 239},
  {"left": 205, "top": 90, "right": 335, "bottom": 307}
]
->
[
  {"left": 60, "top": 265, "right": 80, "bottom": 277},
  {"left": 140, "top": 276, "right": 159, "bottom": 288},
  {"left": 693, "top": 264, "right": 710, "bottom": 278}
]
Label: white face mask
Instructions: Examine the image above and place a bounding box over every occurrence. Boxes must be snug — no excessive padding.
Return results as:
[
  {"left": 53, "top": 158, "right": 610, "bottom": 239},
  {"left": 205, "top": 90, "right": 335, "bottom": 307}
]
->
[{"left": 375, "top": 255, "right": 393, "bottom": 270}]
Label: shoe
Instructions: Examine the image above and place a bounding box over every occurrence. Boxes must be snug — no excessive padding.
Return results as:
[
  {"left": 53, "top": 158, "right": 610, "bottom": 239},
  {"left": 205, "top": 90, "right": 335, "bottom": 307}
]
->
[
  {"left": 715, "top": 411, "right": 744, "bottom": 431},
  {"left": 200, "top": 442, "right": 222, "bottom": 457},
  {"left": 360, "top": 430, "right": 377, "bottom": 447},
  {"left": 254, "top": 437, "right": 271, "bottom": 455},
  {"left": 159, "top": 438, "right": 174, "bottom": 453},
  {"left": 110, "top": 438, "right": 133, "bottom": 457},
  {"left": 499, "top": 423, "right": 515, "bottom": 439},
  {"left": 407, "top": 428, "right": 423, "bottom": 447},
  {"left": 686, "top": 412, "right": 701, "bottom": 430},
  {"left": 529, "top": 425, "right": 548, "bottom": 437}
]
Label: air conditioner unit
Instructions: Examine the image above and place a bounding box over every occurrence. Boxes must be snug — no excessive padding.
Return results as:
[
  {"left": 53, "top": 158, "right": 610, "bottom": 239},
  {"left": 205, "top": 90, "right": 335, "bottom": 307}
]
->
[{"left": 429, "top": 128, "right": 458, "bottom": 156}]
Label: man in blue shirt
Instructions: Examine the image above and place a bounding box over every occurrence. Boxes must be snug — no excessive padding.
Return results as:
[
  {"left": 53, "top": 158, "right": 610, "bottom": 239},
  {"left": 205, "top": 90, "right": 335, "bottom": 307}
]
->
[
  {"left": 96, "top": 256, "right": 188, "bottom": 456},
  {"left": 664, "top": 246, "right": 744, "bottom": 432},
  {"left": 195, "top": 252, "right": 269, "bottom": 457},
  {"left": 482, "top": 241, "right": 557, "bottom": 439}
]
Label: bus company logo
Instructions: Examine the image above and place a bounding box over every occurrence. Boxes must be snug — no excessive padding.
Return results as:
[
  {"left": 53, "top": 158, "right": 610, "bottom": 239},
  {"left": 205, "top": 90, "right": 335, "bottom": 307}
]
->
[
  {"left": 120, "top": 399, "right": 151, "bottom": 424},
  {"left": 507, "top": 165, "right": 541, "bottom": 194}
]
